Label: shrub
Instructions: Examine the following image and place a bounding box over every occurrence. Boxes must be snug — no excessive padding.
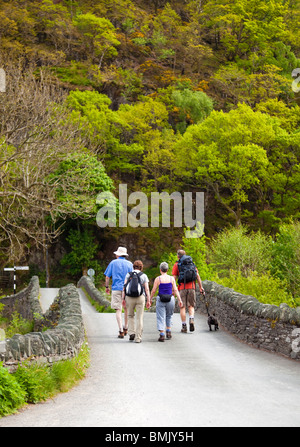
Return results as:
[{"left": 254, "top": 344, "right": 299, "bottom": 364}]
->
[
  {"left": 5, "top": 311, "right": 34, "bottom": 338},
  {"left": 209, "top": 225, "right": 273, "bottom": 277},
  {"left": 271, "top": 222, "right": 300, "bottom": 300},
  {"left": 216, "top": 270, "right": 297, "bottom": 307},
  {"left": 0, "top": 363, "right": 26, "bottom": 417},
  {"left": 0, "top": 342, "right": 90, "bottom": 418},
  {"left": 13, "top": 362, "right": 56, "bottom": 403}
]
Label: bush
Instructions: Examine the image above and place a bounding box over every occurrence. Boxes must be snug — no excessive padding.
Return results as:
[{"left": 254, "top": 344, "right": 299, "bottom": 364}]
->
[
  {"left": 0, "top": 342, "right": 90, "bottom": 418},
  {"left": 209, "top": 225, "right": 273, "bottom": 277},
  {"left": 271, "top": 222, "right": 300, "bottom": 300},
  {"left": 0, "top": 363, "right": 26, "bottom": 417},
  {"left": 13, "top": 362, "right": 56, "bottom": 404},
  {"left": 5, "top": 311, "right": 34, "bottom": 338},
  {"left": 216, "top": 270, "right": 297, "bottom": 307}
]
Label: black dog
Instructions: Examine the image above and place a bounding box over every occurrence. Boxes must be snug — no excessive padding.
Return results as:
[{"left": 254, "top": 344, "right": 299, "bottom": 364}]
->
[{"left": 208, "top": 313, "right": 219, "bottom": 331}]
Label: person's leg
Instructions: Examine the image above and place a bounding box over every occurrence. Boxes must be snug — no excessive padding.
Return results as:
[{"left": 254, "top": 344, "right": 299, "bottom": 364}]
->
[
  {"left": 166, "top": 296, "right": 175, "bottom": 339},
  {"left": 156, "top": 298, "right": 166, "bottom": 341},
  {"left": 123, "top": 301, "right": 128, "bottom": 335},
  {"left": 111, "top": 291, "right": 124, "bottom": 337},
  {"left": 116, "top": 309, "right": 123, "bottom": 335},
  {"left": 126, "top": 296, "right": 136, "bottom": 340},
  {"left": 180, "top": 290, "right": 188, "bottom": 333},
  {"left": 135, "top": 294, "right": 145, "bottom": 342},
  {"left": 187, "top": 289, "right": 196, "bottom": 332}
]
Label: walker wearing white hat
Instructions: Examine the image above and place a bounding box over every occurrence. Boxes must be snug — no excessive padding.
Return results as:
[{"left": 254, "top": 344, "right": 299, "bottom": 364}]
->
[
  {"left": 114, "top": 246, "right": 129, "bottom": 257},
  {"left": 104, "top": 246, "right": 133, "bottom": 339}
]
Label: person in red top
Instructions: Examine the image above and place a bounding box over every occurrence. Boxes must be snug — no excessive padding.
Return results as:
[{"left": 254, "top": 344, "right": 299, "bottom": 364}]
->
[{"left": 172, "top": 249, "right": 204, "bottom": 333}]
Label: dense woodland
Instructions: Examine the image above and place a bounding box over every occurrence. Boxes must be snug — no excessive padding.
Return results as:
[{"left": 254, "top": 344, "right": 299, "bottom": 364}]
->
[{"left": 0, "top": 0, "right": 300, "bottom": 303}]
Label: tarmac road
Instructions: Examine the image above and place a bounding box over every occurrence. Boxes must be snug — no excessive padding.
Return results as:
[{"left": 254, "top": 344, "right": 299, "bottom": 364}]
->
[{"left": 0, "top": 287, "right": 300, "bottom": 427}]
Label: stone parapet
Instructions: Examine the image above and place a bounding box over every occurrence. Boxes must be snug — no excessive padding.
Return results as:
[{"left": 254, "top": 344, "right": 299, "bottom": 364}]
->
[
  {"left": 78, "top": 276, "right": 111, "bottom": 309},
  {"left": 197, "top": 280, "right": 300, "bottom": 360},
  {"left": 0, "top": 283, "right": 84, "bottom": 370}
]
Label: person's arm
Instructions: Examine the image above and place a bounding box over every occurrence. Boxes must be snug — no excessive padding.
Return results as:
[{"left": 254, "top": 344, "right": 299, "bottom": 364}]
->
[
  {"left": 172, "top": 277, "right": 183, "bottom": 308},
  {"left": 150, "top": 277, "right": 159, "bottom": 304},
  {"left": 197, "top": 272, "right": 204, "bottom": 293},
  {"left": 144, "top": 282, "right": 151, "bottom": 308},
  {"left": 105, "top": 275, "right": 110, "bottom": 294},
  {"left": 122, "top": 274, "right": 129, "bottom": 303},
  {"left": 172, "top": 263, "right": 178, "bottom": 283}
]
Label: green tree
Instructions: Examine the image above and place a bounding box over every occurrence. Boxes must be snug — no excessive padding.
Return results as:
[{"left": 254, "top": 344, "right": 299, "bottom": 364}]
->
[
  {"left": 61, "top": 227, "right": 100, "bottom": 276},
  {"left": 209, "top": 225, "right": 273, "bottom": 277},
  {"left": 199, "top": 0, "right": 289, "bottom": 62},
  {"left": 48, "top": 151, "right": 114, "bottom": 220},
  {"left": 174, "top": 103, "right": 300, "bottom": 227},
  {"left": 174, "top": 104, "right": 270, "bottom": 225},
  {"left": 74, "top": 13, "right": 120, "bottom": 68},
  {"left": 171, "top": 88, "right": 213, "bottom": 133}
]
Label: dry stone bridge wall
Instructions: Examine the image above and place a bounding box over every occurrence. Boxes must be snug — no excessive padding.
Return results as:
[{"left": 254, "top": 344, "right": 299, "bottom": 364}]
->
[
  {"left": 0, "top": 277, "right": 84, "bottom": 371},
  {"left": 0, "top": 275, "right": 299, "bottom": 370}
]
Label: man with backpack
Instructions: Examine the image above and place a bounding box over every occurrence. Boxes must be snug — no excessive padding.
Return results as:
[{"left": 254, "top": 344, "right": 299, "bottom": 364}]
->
[
  {"left": 122, "top": 260, "right": 151, "bottom": 343},
  {"left": 104, "top": 246, "right": 133, "bottom": 338},
  {"left": 172, "top": 249, "right": 204, "bottom": 333}
]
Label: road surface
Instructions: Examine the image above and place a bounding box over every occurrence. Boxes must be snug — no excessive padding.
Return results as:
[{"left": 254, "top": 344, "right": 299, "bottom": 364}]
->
[{"left": 0, "top": 287, "right": 300, "bottom": 427}]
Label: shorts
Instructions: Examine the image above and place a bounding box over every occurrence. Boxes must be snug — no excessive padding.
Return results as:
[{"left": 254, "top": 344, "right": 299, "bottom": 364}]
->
[
  {"left": 180, "top": 288, "right": 196, "bottom": 308},
  {"left": 111, "top": 290, "right": 123, "bottom": 310}
]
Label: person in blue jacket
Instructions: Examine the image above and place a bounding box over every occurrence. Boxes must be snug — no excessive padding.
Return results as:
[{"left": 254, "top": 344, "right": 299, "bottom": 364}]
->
[{"left": 104, "top": 247, "right": 133, "bottom": 338}]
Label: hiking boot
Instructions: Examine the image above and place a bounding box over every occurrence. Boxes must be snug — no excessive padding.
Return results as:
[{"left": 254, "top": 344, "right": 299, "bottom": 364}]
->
[
  {"left": 166, "top": 330, "right": 172, "bottom": 339},
  {"left": 118, "top": 331, "right": 124, "bottom": 338},
  {"left": 189, "top": 319, "right": 195, "bottom": 332},
  {"left": 158, "top": 333, "right": 165, "bottom": 342},
  {"left": 129, "top": 334, "right": 135, "bottom": 341},
  {"left": 181, "top": 324, "right": 187, "bottom": 333}
]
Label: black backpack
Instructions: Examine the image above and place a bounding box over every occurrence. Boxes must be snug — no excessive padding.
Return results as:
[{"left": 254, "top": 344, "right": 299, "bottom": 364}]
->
[
  {"left": 177, "top": 255, "right": 197, "bottom": 287},
  {"left": 125, "top": 271, "right": 144, "bottom": 297}
]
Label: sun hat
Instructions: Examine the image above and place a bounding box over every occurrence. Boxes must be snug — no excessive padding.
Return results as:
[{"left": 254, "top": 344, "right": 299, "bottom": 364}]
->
[{"left": 114, "top": 246, "right": 129, "bottom": 257}]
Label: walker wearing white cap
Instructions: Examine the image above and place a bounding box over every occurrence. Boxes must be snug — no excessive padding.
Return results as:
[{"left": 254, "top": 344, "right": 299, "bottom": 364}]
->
[
  {"left": 114, "top": 246, "right": 129, "bottom": 257},
  {"left": 104, "top": 246, "right": 133, "bottom": 338}
]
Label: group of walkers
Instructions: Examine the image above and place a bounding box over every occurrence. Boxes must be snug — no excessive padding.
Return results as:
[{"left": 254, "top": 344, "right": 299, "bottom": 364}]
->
[{"left": 104, "top": 246, "right": 204, "bottom": 343}]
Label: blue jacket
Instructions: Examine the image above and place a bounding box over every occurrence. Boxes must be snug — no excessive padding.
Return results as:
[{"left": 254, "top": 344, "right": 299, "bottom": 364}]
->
[{"left": 104, "top": 257, "right": 133, "bottom": 291}]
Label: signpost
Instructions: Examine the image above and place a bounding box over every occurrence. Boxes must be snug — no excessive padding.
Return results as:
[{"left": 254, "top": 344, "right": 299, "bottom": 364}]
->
[
  {"left": 3, "top": 266, "right": 29, "bottom": 294},
  {"left": 87, "top": 268, "right": 95, "bottom": 283}
]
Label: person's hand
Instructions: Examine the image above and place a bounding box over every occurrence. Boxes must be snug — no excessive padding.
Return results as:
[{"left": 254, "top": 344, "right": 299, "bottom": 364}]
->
[
  {"left": 105, "top": 286, "right": 110, "bottom": 294},
  {"left": 179, "top": 299, "right": 184, "bottom": 308},
  {"left": 146, "top": 299, "right": 151, "bottom": 309}
]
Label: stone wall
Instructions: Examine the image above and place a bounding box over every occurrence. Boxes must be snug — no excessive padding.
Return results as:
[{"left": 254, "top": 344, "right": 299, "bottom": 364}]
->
[
  {"left": 198, "top": 280, "right": 300, "bottom": 360},
  {"left": 78, "top": 275, "right": 111, "bottom": 309},
  {"left": 0, "top": 283, "right": 84, "bottom": 371},
  {"left": 0, "top": 276, "right": 42, "bottom": 321}
]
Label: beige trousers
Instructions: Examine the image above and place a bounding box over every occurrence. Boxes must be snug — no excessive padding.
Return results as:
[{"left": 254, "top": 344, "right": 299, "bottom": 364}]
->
[{"left": 125, "top": 294, "right": 145, "bottom": 342}]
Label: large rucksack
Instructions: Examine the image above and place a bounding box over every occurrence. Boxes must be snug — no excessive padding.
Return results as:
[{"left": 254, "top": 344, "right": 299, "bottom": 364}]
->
[
  {"left": 177, "top": 255, "right": 197, "bottom": 287},
  {"left": 125, "top": 271, "right": 144, "bottom": 297}
]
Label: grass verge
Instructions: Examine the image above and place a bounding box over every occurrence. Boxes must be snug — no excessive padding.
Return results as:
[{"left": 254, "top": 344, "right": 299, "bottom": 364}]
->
[{"left": 0, "top": 340, "right": 90, "bottom": 418}]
